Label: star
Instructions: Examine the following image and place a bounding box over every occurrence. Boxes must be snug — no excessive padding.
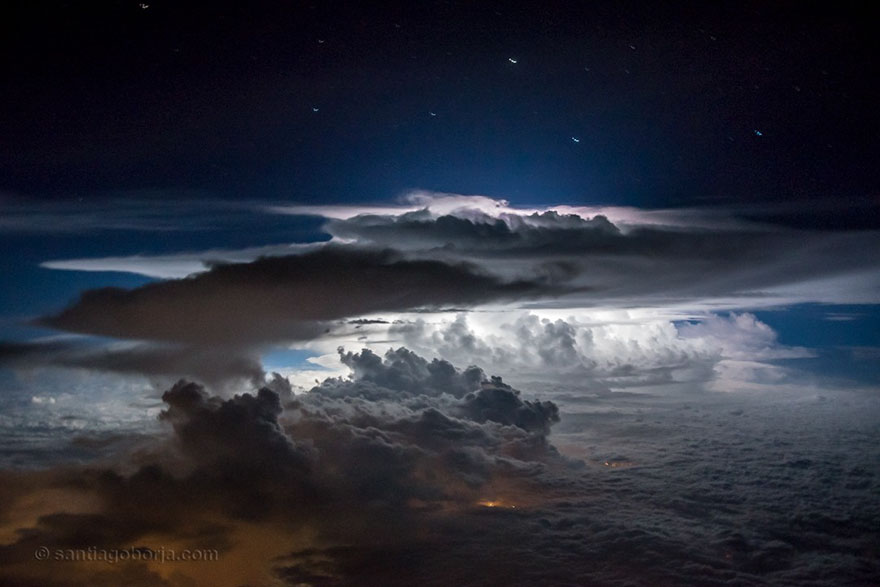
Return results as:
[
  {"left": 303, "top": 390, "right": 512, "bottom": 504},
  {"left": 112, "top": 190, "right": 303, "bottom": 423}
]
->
[
  {"left": 312, "top": 107, "right": 320, "bottom": 112},
  {"left": 571, "top": 137, "right": 580, "bottom": 143},
  {"left": 508, "top": 57, "right": 517, "bottom": 64},
  {"left": 754, "top": 129, "right": 763, "bottom": 136},
  {"left": 429, "top": 112, "right": 437, "bottom": 117},
  {"left": 139, "top": 3, "right": 149, "bottom": 9}
]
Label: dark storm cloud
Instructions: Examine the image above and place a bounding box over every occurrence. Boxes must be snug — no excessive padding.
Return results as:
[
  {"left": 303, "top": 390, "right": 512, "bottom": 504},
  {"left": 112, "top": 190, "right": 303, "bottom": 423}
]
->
[
  {"left": 39, "top": 247, "right": 558, "bottom": 345},
  {"left": 459, "top": 376, "right": 560, "bottom": 436},
  {"left": 301, "top": 348, "right": 562, "bottom": 473},
  {"left": 325, "top": 346, "right": 485, "bottom": 399},
  {"left": 320, "top": 346, "right": 559, "bottom": 437},
  {"left": 0, "top": 340, "right": 266, "bottom": 389},
  {"left": 295, "top": 346, "right": 563, "bottom": 480},
  {"left": 160, "top": 381, "right": 313, "bottom": 479}
]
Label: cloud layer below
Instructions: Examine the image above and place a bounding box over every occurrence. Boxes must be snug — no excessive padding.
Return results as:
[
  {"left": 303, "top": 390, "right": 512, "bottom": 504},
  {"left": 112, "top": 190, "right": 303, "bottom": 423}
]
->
[{"left": 1, "top": 348, "right": 878, "bottom": 586}]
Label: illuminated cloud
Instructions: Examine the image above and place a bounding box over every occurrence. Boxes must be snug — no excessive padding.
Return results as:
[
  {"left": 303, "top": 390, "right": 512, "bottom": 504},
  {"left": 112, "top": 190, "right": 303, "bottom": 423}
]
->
[
  {"left": 380, "top": 310, "right": 814, "bottom": 393},
  {"left": 266, "top": 190, "right": 738, "bottom": 229}
]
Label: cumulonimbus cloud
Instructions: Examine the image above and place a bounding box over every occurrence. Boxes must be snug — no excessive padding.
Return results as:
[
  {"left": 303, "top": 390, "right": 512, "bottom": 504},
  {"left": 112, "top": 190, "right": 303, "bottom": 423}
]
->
[{"left": 21, "top": 192, "right": 880, "bottom": 391}]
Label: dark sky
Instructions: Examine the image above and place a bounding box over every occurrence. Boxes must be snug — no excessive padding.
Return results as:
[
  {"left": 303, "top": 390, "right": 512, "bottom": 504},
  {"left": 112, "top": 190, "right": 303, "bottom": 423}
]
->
[{"left": 2, "top": 0, "right": 877, "bottom": 210}]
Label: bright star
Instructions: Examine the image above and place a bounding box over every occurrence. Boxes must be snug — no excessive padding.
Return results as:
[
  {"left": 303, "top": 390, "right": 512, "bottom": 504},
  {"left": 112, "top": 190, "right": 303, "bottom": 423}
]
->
[
  {"left": 571, "top": 137, "right": 580, "bottom": 143},
  {"left": 508, "top": 57, "right": 517, "bottom": 64},
  {"left": 429, "top": 111, "right": 437, "bottom": 117},
  {"left": 312, "top": 107, "right": 320, "bottom": 112},
  {"left": 754, "top": 129, "right": 763, "bottom": 136}
]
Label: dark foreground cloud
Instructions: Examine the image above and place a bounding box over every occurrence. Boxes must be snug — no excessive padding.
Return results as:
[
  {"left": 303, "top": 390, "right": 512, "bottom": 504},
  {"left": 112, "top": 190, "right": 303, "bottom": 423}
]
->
[
  {"left": 0, "top": 348, "right": 567, "bottom": 586},
  {"left": 39, "top": 247, "right": 557, "bottom": 345}
]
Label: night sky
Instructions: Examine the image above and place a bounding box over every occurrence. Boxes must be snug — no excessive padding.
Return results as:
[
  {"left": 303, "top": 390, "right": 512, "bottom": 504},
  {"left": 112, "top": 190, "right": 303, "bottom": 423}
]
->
[
  {"left": 3, "top": 1, "right": 877, "bottom": 206},
  {"left": 1, "top": 2, "right": 879, "bottom": 586}
]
